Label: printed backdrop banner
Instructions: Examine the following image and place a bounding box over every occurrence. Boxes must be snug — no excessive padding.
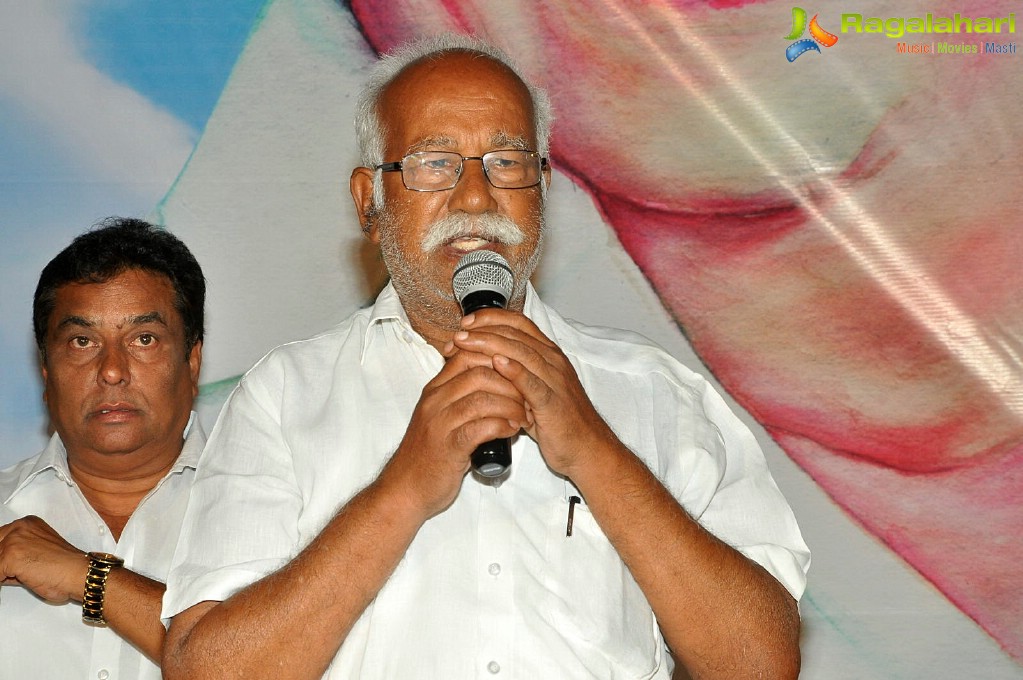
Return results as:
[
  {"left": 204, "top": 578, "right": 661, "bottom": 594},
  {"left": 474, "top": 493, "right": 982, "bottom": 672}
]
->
[{"left": 1, "top": 1, "right": 1020, "bottom": 678}]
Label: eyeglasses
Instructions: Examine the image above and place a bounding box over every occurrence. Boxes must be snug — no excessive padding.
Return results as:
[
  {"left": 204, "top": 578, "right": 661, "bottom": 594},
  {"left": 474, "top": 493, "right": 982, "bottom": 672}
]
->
[{"left": 376, "top": 150, "right": 548, "bottom": 192}]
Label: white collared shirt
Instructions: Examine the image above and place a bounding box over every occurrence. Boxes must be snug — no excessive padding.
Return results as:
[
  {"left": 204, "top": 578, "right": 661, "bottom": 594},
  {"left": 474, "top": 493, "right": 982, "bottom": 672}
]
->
[
  {"left": 0, "top": 415, "right": 204, "bottom": 680},
  {"left": 164, "top": 285, "right": 809, "bottom": 679}
]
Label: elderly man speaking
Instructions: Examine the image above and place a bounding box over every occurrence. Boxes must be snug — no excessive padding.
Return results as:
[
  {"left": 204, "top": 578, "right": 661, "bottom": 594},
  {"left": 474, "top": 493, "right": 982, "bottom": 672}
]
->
[{"left": 162, "top": 34, "right": 810, "bottom": 680}]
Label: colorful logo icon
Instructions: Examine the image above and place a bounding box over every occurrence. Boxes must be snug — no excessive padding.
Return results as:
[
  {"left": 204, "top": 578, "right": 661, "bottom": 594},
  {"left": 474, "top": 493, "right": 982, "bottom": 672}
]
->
[{"left": 785, "top": 7, "right": 839, "bottom": 61}]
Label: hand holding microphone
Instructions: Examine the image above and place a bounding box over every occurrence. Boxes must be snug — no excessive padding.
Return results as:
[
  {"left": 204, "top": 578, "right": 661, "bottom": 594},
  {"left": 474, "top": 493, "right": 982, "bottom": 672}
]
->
[{"left": 452, "top": 250, "right": 515, "bottom": 478}]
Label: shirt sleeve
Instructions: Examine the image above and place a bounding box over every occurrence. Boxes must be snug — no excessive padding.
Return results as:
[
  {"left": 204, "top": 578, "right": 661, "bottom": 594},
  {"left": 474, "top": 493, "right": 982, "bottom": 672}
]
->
[
  {"left": 678, "top": 375, "right": 811, "bottom": 601},
  {"left": 557, "top": 313, "right": 811, "bottom": 603},
  {"left": 162, "top": 356, "right": 304, "bottom": 621}
]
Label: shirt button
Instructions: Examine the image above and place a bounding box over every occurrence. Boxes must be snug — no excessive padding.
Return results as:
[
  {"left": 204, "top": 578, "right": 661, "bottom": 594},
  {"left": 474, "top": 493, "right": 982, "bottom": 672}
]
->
[
  {"left": 98, "top": 670, "right": 110, "bottom": 680},
  {"left": 402, "top": 331, "right": 414, "bottom": 343},
  {"left": 488, "top": 563, "right": 501, "bottom": 576},
  {"left": 487, "top": 660, "right": 501, "bottom": 674}
]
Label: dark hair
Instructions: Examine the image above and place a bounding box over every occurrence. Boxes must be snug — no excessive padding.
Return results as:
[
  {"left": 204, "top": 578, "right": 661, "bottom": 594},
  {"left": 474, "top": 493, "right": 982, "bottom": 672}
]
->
[{"left": 33, "top": 217, "right": 206, "bottom": 362}]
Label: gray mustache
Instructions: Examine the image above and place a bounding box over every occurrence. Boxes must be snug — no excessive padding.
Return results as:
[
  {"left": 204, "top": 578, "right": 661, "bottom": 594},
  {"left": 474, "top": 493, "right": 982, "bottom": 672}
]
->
[{"left": 421, "top": 213, "right": 525, "bottom": 252}]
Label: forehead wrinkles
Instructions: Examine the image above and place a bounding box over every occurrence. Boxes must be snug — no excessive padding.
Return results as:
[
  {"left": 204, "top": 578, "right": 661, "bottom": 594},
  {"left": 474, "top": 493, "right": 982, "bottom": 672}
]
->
[{"left": 48, "top": 275, "right": 180, "bottom": 337}]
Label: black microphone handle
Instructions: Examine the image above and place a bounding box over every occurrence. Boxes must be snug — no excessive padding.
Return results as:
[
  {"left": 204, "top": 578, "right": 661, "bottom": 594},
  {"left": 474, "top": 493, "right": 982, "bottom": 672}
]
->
[
  {"left": 471, "top": 436, "right": 512, "bottom": 478},
  {"left": 459, "top": 289, "right": 507, "bottom": 315},
  {"left": 458, "top": 288, "right": 512, "bottom": 477}
]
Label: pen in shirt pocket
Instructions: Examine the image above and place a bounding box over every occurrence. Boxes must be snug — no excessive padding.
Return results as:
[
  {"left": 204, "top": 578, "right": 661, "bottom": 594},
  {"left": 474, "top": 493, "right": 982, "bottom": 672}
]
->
[{"left": 566, "top": 495, "right": 582, "bottom": 537}]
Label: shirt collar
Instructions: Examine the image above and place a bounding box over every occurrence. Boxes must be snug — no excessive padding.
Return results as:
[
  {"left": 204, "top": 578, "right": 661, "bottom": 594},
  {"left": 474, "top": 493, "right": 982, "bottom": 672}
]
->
[
  {"left": 365, "top": 282, "right": 411, "bottom": 328},
  {"left": 520, "top": 281, "right": 559, "bottom": 343},
  {"left": 175, "top": 412, "right": 205, "bottom": 472},
  {"left": 5, "top": 432, "right": 76, "bottom": 501},
  {"left": 2, "top": 411, "right": 203, "bottom": 503},
  {"left": 360, "top": 282, "right": 416, "bottom": 364}
]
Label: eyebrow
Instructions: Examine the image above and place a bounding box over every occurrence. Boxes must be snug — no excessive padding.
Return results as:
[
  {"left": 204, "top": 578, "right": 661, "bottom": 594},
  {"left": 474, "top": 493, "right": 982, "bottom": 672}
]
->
[
  {"left": 55, "top": 311, "right": 169, "bottom": 332},
  {"left": 490, "top": 132, "right": 531, "bottom": 150},
  {"left": 407, "top": 136, "right": 457, "bottom": 154},
  {"left": 130, "top": 311, "right": 168, "bottom": 327}
]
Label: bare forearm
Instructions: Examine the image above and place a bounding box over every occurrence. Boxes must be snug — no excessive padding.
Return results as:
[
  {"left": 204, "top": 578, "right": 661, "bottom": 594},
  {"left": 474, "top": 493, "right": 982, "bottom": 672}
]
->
[
  {"left": 163, "top": 474, "right": 426, "bottom": 680},
  {"left": 568, "top": 440, "right": 800, "bottom": 679},
  {"left": 0, "top": 516, "right": 172, "bottom": 665},
  {"left": 103, "top": 569, "right": 169, "bottom": 663}
]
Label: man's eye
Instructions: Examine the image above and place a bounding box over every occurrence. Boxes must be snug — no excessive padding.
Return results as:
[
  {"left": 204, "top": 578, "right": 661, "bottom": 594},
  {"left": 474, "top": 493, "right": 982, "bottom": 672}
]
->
[
  {"left": 71, "top": 336, "right": 92, "bottom": 348},
  {"left": 136, "top": 333, "right": 156, "bottom": 346},
  {"left": 424, "top": 158, "right": 454, "bottom": 171}
]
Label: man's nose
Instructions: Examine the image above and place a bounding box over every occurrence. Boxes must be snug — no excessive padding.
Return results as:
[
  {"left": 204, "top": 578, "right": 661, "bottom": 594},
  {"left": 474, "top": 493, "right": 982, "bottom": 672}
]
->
[
  {"left": 447, "top": 159, "right": 499, "bottom": 214},
  {"left": 97, "top": 346, "right": 130, "bottom": 386}
]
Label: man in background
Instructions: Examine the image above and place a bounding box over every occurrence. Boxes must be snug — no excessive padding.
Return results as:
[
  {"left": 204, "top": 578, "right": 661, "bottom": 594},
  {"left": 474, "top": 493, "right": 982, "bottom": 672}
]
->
[{"left": 0, "top": 218, "right": 205, "bottom": 679}]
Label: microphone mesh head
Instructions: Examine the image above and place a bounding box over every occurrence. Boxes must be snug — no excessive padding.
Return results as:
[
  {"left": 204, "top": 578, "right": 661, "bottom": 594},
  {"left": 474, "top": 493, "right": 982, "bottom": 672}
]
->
[{"left": 452, "top": 250, "right": 514, "bottom": 304}]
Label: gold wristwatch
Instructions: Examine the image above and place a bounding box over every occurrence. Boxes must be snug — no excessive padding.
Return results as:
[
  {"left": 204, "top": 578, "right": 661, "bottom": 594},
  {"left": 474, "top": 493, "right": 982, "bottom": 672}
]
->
[{"left": 82, "top": 552, "right": 124, "bottom": 625}]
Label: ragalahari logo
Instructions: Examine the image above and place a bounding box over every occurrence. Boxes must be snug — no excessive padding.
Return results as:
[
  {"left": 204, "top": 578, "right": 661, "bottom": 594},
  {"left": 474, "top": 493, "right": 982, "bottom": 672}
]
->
[{"left": 785, "top": 7, "right": 839, "bottom": 61}]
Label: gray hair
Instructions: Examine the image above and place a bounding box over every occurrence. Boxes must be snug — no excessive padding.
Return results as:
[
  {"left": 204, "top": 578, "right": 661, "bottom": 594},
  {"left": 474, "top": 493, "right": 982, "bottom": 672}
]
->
[{"left": 354, "top": 33, "right": 554, "bottom": 170}]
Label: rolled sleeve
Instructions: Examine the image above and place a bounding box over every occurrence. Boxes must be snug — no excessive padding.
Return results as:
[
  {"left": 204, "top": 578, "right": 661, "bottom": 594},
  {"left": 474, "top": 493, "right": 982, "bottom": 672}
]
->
[{"left": 163, "top": 361, "right": 303, "bottom": 621}]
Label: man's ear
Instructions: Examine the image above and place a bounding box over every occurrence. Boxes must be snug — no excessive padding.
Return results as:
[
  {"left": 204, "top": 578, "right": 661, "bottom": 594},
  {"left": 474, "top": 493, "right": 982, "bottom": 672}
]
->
[
  {"left": 39, "top": 352, "right": 49, "bottom": 406},
  {"left": 350, "top": 167, "right": 380, "bottom": 243},
  {"left": 188, "top": 340, "right": 203, "bottom": 398}
]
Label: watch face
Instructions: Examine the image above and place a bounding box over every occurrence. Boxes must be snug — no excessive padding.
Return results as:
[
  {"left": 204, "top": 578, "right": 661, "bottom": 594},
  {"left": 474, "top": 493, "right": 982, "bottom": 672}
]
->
[{"left": 88, "top": 552, "right": 124, "bottom": 566}]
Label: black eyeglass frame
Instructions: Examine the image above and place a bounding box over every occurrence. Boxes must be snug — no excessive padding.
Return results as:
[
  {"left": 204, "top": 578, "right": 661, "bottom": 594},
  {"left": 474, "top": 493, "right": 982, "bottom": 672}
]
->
[{"left": 375, "top": 149, "right": 549, "bottom": 192}]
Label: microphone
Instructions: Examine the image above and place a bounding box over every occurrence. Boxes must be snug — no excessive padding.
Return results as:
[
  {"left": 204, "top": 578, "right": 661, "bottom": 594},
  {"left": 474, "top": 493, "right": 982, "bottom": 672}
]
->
[{"left": 452, "top": 250, "right": 515, "bottom": 478}]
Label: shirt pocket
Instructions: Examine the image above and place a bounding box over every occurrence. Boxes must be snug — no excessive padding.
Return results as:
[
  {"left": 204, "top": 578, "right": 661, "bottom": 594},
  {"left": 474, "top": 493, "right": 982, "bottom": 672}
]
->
[{"left": 540, "top": 497, "right": 667, "bottom": 679}]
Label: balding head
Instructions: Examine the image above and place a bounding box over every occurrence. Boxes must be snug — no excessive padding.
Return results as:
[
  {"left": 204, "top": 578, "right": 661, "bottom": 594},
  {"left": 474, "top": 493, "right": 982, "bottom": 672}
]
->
[{"left": 354, "top": 33, "right": 553, "bottom": 168}]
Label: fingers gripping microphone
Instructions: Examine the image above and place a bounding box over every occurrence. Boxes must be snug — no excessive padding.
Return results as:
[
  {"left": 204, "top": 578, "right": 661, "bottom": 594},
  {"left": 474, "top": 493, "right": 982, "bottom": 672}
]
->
[{"left": 452, "top": 250, "right": 515, "bottom": 478}]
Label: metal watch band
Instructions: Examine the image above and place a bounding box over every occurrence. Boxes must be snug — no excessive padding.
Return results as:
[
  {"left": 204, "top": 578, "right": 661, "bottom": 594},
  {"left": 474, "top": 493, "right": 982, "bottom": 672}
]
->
[{"left": 82, "top": 552, "right": 124, "bottom": 625}]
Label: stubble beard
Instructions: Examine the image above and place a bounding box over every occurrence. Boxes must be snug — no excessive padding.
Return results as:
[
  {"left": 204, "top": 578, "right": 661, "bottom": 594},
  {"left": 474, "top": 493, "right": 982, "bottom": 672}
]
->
[{"left": 375, "top": 206, "right": 545, "bottom": 334}]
